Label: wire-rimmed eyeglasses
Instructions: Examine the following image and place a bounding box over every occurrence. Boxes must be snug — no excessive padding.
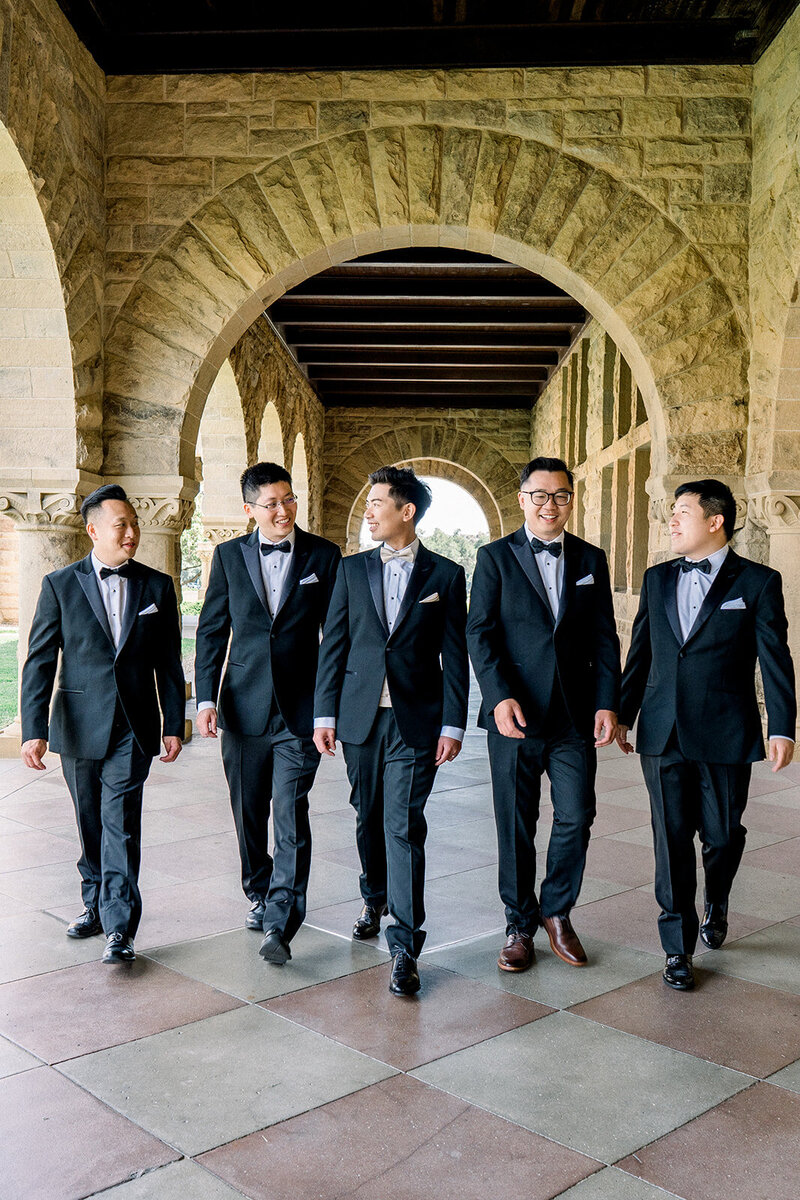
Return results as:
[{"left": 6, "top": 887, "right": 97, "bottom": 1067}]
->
[{"left": 248, "top": 495, "right": 298, "bottom": 513}]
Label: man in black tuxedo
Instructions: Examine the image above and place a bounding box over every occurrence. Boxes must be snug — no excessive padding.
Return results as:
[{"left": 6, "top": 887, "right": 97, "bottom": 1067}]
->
[
  {"left": 468, "top": 457, "right": 620, "bottom": 973},
  {"left": 618, "top": 479, "right": 796, "bottom": 990},
  {"left": 314, "top": 466, "right": 469, "bottom": 996},
  {"left": 195, "top": 462, "right": 340, "bottom": 964},
  {"left": 20, "top": 484, "right": 185, "bottom": 964}
]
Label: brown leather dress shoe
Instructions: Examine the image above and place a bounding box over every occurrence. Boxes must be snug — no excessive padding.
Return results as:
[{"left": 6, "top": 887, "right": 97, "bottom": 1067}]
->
[
  {"left": 542, "top": 915, "right": 587, "bottom": 966},
  {"left": 497, "top": 927, "right": 535, "bottom": 972}
]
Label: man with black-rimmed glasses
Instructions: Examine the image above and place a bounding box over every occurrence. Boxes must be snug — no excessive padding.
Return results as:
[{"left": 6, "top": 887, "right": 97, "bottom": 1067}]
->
[
  {"left": 195, "top": 462, "right": 340, "bottom": 964},
  {"left": 467, "top": 457, "right": 620, "bottom": 974}
]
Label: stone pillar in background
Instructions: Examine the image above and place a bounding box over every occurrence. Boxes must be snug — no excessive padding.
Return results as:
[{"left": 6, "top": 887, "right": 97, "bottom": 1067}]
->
[
  {"left": 113, "top": 476, "right": 199, "bottom": 595},
  {"left": 198, "top": 522, "right": 248, "bottom": 597},
  {"left": 749, "top": 491, "right": 800, "bottom": 737}
]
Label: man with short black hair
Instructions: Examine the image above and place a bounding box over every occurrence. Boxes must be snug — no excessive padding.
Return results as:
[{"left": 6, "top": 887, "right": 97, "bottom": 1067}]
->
[
  {"left": 618, "top": 478, "right": 796, "bottom": 990},
  {"left": 468, "top": 456, "right": 620, "bottom": 974},
  {"left": 314, "top": 465, "right": 469, "bottom": 996},
  {"left": 21, "top": 484, "right": 185, "bottom": 964},
  {"left": 195, "top": 461, "right": 340, "bottom": 964}
]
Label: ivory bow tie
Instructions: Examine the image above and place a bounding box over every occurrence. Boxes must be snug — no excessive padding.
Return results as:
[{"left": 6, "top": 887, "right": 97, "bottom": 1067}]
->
[
  {"left": 529, "top": 537, "right": 562, "bottom": 559},
  {"left": 678, "top": 557, "right": 711, "bottom": 574},
  {"left": 99, "top": 562, "right": 132, "bottom": 580},
  {"left": 380, "top": 544, "right": 415, "bottom": 564},
  {"left": 260, "top": 541, "right": 291, "bottom": 555}
]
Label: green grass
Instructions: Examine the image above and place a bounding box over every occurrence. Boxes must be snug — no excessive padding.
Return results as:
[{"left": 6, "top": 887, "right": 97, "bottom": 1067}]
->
[{"left": 0, "top": 633, "right": 19, "bottom": 730}]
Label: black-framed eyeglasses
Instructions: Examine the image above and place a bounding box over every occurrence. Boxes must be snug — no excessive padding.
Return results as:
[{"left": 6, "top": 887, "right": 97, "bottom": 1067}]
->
[
  {"left": 248, "top": 495, "right": 298, "bottom": 513},
  {"left": 520, "top": 489, "right": 574, "bottom": 506}
]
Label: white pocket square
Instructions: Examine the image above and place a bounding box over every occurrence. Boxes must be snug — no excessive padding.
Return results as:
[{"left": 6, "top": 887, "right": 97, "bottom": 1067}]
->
[
  {"left": 721, "top": 597, "right": 746, "bottom": 610},
  {"left": 300, "top": 574, "right": 319, "bottom": 585},
  {"left": 419, "top": 592, "right": 440, "bottom": 604},
  {"left": 138, "top": 603, "right": 158, "bottom": 616},
  {"left": 576, "top": 574, "right": 594, "bottom": 586}
]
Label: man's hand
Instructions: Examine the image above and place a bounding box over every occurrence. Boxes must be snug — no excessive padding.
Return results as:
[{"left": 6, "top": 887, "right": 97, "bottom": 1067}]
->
[
  {"left": 493, "top": 698, "right": 526, "bottom": 739},
  {"left": 594, "top": 709, "right": 618, "bottom": 747},
  {"left": 314, "top": 727, "right": 337, "bottom": 757},
  {"left": 769, "top": 737, "right": 794, "bottom": 772},
  {"left": 197, "top": 707, "right": 218, "bottom": 738},
  {"left": 160, "top": 736, "right": 182, "bottom": 763},
  {"left": 21, "top": 739, "right": 48, "bottom": 770},
  {"left": 435, "top": 736, "right": 462, "bottom": 767},
  {"left": 615, "top": 724, "right": 634, "bottom": 754}
]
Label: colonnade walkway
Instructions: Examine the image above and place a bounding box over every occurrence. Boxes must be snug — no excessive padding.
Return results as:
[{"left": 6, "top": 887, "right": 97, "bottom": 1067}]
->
[{"left": 1, "top": 693, "right": 799, "bottom": 1199}]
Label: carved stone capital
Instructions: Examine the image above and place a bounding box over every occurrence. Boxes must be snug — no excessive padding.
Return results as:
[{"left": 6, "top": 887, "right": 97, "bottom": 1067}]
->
[
  {"left": 650, "top": 494, "right": 748, "bottom": 527},
  {"left": 0, "top": 489, "right": 84, "bottom": 530},
  {"left": 201, "top": 523, "right": 247, "bottom": 547},
  {"left": 128, "top": 495, "right": 194, "bottom": 535},
  {"left": 747, "top": 493, "right": 800, "bottom": 533}
]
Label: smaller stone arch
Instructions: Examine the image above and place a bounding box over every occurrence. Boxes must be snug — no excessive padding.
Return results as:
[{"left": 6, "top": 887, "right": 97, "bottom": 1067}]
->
[
  {"left": 257, "top": 401, "right": 284, "bottom": 465},
  {"left": 291, "top": 433, "right": 310, "bottom": 529},
  {"left": 345, "top": 457, "right": 502, "bottom": 554},
  {"left": 196, "top": 358, "right": 249, "bottom": 591}
]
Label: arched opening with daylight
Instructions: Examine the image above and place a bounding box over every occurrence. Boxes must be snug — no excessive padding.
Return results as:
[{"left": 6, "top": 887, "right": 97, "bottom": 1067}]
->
[{"left": 291, "top": 433, "right": 310, "bottom": 530}]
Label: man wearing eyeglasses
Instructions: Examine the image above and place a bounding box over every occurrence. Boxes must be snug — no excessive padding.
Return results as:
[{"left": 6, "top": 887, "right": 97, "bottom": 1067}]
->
[
  {"left": 195, "top": 462, "right": 340, "bottom": 964},
  {"left": 468, "top": 456, "right": 620, "bottom": 973}
]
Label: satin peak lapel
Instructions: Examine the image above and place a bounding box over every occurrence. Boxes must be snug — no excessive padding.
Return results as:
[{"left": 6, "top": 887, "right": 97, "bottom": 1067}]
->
[
  {"left": 555, "top": 538, "right": 576, "bottom": 626},
  {"left": 684, "top": 552, "right": 746, "bottom": 646},
  {"left": 274, "top": 536, "right": 309, "bottom": 618},
  {"left": 241, "top": 534, "right": 270, "bottom": 617},
  {"left": 389, "top": 551, "right": 435, "bottom": 637},
  {"left": 365, "top": 550, "right": 389, "bottom": 637},
  {"left": 116, "top": 570, "right": 144, "bottom": 655},
  {"left": 509, "top": 529, "right": 553, "bottom": 622},
  {"left": 662, "top": 562, "right": 683, "bottom": 645},
  {"left": 76, "top": 560, "right": 114, "bottom": 646}
]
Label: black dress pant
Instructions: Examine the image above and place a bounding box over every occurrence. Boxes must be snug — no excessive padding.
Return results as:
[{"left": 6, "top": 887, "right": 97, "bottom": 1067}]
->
[
  {"left": 641, "top": 732, "right": 751, "bottom": 955},
  {"left": 221, "top": 708, "right": 320, "bottom": 942},
  {"left": 61, "top": 717, "right": 151, "bottom": 938},
  {"left": 488, "top": 691, "right": 596, "bottom": 934},
  {"left": 342, "top": 708, "right": 437, "bottom": 957}
]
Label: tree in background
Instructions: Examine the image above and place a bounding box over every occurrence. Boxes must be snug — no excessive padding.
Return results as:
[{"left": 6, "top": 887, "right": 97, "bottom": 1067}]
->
[
  {"left": 422, "top": 528, "right": 488, "bottom": 591},
  {"left": 180, "top": 492, "right": 204, "bottom": 593}
]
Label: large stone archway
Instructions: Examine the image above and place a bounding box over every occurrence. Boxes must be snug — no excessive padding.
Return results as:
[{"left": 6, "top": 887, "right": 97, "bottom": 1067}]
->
[{"left": 100, "top": 124, "right": 750, "bottom": 510}]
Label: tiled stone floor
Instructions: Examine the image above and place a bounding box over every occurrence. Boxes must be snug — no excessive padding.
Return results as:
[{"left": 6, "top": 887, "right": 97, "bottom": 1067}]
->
[{"left": 2, "top": 698, "right": 800, "bottom": 1199}]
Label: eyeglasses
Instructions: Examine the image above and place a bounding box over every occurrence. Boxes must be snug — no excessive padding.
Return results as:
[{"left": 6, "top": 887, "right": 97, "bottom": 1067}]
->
[
  {"left": 520, "top": 489, "right": 574, "bottom": 506},
  {"left": 248, "top": 495, "right": 298, "bottom": 513}
]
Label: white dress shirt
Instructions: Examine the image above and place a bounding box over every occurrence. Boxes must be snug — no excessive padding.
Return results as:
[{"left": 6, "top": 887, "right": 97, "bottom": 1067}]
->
[
  {"left": 524, "top": 525, "right": 565, "bottom": 618},
  {"left": 91, "top": 551, "right": 127, "bottom": 648}
]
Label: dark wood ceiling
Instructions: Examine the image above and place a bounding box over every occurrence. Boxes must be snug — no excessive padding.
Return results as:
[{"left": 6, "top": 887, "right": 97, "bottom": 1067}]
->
[
  {"left": 267, "top": 249, "right": 587, "bottom": 410},
  {"left": 56, "top": 1, "right": 799, "bottom": 72}
]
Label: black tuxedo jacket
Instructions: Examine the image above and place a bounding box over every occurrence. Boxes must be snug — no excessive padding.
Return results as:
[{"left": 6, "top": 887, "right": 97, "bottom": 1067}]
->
[
  {"left": 619, "top": 550, "right": 796, "bottom": 763},
  {"left": 467, "top": 526, "right": 620, "bottom": 738},
  {"left": 314, "top": 543, "right": 469, "bottom": 748},
  {"left": 21, "top": 556, "right": 185, "bottom": 759},
  {"left": 195, "top": 526, "right": 340, "bottom": 738}
]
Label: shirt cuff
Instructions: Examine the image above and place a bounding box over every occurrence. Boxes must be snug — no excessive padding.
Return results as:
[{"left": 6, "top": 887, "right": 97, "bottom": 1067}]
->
[
  {"left": 197, "top": 701, "right": 216, "bottom": 713},
  {"left": 768, "top": 735, "right": 795, "bottom": 742},
  {"left": 440, "top": 726, "right": 464, "bottom": 742},
  {"left": 314, "top": 717, "right": 336, "bottom": 729}
]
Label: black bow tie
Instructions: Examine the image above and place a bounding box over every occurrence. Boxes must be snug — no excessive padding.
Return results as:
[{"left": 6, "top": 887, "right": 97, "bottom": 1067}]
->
[
  {"left": 99, "top": 562, "right": 132, "bottom": 580},
  {"left": 530, "top": 537, "right": 562, "bottom": 559},
  {"left": 260, "top": 540, "right": 291, "bottom": 556},
  {"left": 678, "top": 557, "right": 712, "bottom": 574}
]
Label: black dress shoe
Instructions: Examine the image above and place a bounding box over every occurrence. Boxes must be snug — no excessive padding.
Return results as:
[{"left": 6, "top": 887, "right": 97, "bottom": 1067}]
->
[
  {"left": 102, "top": 932, "right": 136, "bottom": 964},
  {"left": 245, "top": 900, "right": 266, "bottom": 930},
  {"left": 700, "top": 904, "right": 728, "bottom": 950},
  {"left": 259, "top": 928, "right": 291, "bottom": 965},
  {"left": 663, "top": 954, "right": 694, "bottom": 990},
  {"left": 67, "top": 908, "right": 102, "bottom": 939},
  {"left": 352, "top": 903, "right": 388, "bottom": 940},
  {"left": 389, "top": 950, "right": 420, "bottom": 996}
]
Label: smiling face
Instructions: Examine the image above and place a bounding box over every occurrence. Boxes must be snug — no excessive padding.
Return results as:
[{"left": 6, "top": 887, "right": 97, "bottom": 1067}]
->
[
  {"left": 518, "top": 470, "right": 574, "bottom": 541},
  {"left": 364, "top": 483, "right": 416, "bottom": 549},
  {"left": 669, "top": 491, "right": 726, "bottom": 559},
  {"left": 87, "top": 499, "right": 140, "bottom": 566},
  {"left": 244, "top": 481, "right": 297, "bottom": 541}
]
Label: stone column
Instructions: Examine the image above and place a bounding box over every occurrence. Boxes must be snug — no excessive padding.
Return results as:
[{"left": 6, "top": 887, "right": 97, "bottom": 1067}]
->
[
  {"left": 198, "top": 521, "right": 248, "bottom": 597},
  {"left": 111, "top": 476, "right": 199, "bottom": 592},
  {"left": 748, "top": 492, "right": 800, "bottom": 737}
]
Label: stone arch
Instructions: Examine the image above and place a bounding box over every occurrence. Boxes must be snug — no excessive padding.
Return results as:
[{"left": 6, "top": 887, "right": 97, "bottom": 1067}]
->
[
  {"left": 198, "top": 357, "right": 248, "bottom": 535},
  {"left": 324, "top": 427, "right": 519, "bottom": 549},
  {"left": 101, "top": 123, "right": 750, "bottom": 493},
  {"left": 345, "top": 457, "right": 501, "bottom": 555},
  {"left": 291, "top": 433, "right": 310, "bottom": 529},
  {"left": 257, "top": 401, "right": 284, "bottom": 465}
]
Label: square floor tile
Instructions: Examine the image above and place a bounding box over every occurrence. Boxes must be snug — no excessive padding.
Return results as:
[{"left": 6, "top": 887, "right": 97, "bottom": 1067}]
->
[
  {"left": 583, "top": 838, "right": 656, "bottom": 887},
  {"left": 1, "top": 1065, "right": 177, "bottom": 1200},
  {"left": 0, "top": 911, "right": 105, "bottom": 983},
  {"left": 142, "top": 832, "right": 241, "bottom": 881},
  {"left": 703, "top": 922, "right": 800, "bottom": 994},
  {"left": 58, "top": 1005, "right": 395, "bottom": 1156},
  {"left": 768, "top": 1057, "right": 800, "bottom": 1095},
  {"left": 264, "top": 961, "right": 550, "bottom": 1069},
  {"left": 199, "top": 1074, "right": 600, "bottom": 1200},
  {"left": 89, "top": 1159, "right": 247, "bottom": 1198},
  {"left": 412, "top": 1011, "right": 750, "bottom": 1161},
  {"left": 570, "top": 969, "right": 800, "bottom": 1077},
  {"left": 428, "top": 931, "right": 665, "bottom": 1008},
  {"left": 147, "top": 924, "right": 385, "bottom": 1002},
  {"left": 726, "top": 865, "right": 800, "bottom": 921},
  {"left": 745, "top": 800, "right": 800, "bottom": 837},
  {"left": 0, "top": 1032, "right": 40, "bottom": 1078},
  {"left": 742, "top": 835, "right": 800, "bottom": 876},
  {"left": 616, "top": 1081, "right": 800, "bottom": 1200},
  {"left": 554, "top": 1166, "right": 685, "bottom": 1200},
  {"left": 0, "top": 957, "right": 243, "bottom": 1062}
]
